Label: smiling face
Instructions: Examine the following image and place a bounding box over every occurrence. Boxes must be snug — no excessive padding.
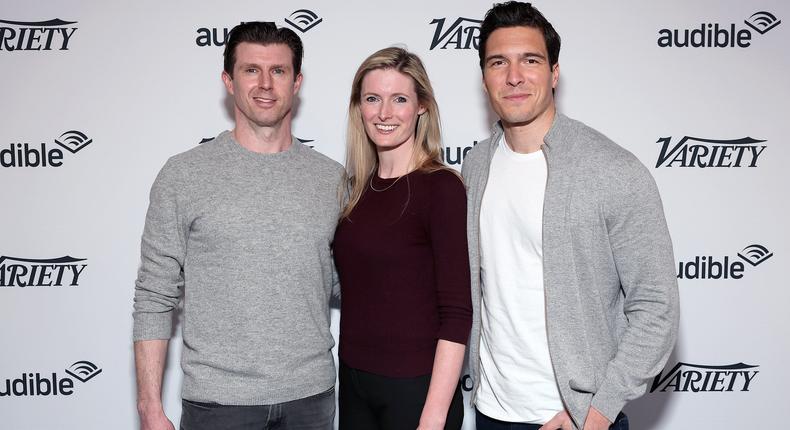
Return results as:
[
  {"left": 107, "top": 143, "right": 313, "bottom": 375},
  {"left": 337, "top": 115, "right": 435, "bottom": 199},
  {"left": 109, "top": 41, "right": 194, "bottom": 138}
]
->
[
  {"left": 359, "top": 68, "right": 426, "bottom": 153},
  {"left": 221, "top": 42, "right": 302, "bottom": 130},
  {"left": 482, "top": 26, "right": 559, "bottom": 129}
]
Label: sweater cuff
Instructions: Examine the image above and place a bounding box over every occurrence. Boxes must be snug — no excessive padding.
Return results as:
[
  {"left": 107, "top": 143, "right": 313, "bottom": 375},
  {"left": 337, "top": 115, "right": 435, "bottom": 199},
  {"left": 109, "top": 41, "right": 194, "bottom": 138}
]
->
[
  {"left": 437, "top": 320, "right": 472, "bottom": 346},
  {"left": 590, "top": 382, "right": 627, "bottom": 424},
  {"left": 132, "top": 311, "right": 174, "bottom": 341}
]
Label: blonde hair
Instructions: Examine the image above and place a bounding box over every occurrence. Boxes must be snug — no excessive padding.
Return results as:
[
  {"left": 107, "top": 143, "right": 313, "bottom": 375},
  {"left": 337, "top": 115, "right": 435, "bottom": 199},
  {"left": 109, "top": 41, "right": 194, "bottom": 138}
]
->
[{"left": 342, "top": 47, "right": 446, "bottom": 219}]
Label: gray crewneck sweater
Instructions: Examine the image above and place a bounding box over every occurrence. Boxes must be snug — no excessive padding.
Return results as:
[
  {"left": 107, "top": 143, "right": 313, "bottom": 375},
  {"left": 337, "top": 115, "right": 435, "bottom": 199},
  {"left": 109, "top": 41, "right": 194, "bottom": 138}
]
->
[{"left": 133, "top": 130, "right": 344, "bottom": 405}]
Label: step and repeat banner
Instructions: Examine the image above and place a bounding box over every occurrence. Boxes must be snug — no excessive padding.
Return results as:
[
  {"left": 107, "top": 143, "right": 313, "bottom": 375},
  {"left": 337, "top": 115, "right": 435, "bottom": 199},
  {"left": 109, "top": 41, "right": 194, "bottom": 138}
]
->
[{"left": 1, "top": 0, "right": 787, "bottom": 428}]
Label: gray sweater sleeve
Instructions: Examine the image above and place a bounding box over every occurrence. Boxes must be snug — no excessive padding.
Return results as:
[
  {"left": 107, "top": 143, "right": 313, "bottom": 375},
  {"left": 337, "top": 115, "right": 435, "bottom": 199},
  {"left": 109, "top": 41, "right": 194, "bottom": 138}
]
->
[
  {"left": 132, "top": 159, "right": 187, "bottom": 341},
  {"left": 590, "top": 163, "right": 680, "bottom": 421}
]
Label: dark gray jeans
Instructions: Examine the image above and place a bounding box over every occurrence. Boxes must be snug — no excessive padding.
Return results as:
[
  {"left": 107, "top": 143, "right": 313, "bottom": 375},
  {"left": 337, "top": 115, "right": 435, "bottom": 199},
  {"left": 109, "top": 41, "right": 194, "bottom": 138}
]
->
[{"left": 180, "top": 387, "right": 335, "bottom": 430}]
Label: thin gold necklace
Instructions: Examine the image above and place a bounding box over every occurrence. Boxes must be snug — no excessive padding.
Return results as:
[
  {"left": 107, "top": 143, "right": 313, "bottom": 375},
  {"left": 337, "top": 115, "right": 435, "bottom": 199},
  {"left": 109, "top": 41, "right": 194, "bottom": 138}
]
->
[{"left": 369, "top": 173, "right": 404, "bottom": 192}]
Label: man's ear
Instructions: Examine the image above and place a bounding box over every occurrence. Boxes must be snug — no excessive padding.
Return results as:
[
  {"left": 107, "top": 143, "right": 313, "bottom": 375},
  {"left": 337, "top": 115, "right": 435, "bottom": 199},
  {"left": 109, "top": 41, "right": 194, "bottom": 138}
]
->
[
  {"left": 222, "top": 70, "right": 234, "bottom": 95},
  {"left": 551, "top": 63, "right": 560, "bottom": 89},
  {"left": 293, "top": 73, "right": 303, "bottom": 94}
]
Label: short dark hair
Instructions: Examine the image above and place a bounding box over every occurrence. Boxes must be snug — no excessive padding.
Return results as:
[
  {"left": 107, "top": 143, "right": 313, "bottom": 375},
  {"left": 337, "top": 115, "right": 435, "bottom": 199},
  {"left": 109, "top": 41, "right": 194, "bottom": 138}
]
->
[
  {"left": 223, "top": 21, "right": 304, "bottom": 78},
  {"left": 478, "top": 2, "right": 561, "bottom": 70}
]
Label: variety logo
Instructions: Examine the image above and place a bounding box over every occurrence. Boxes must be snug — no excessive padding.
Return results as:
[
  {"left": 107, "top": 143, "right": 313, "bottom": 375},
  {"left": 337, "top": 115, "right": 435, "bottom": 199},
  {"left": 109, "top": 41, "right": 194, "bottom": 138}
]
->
[
  {"left": 655, "top": 136, "right": 766, "bottom": 168},
  {"left": 650, "top": 362, "right": 759, "bottom": 392},
  {"left": 0, "top": 256, "right": 88, "bottom": 288},
  {"left": 657, "top": 11, "right": 780, "bottom": 48},
  {"left": 429, "top": 17, "right": 481, "bottom": 50},
  {"left": 0, "top": 18, "right": 78, "bottom": 51},
  {"left": 284, "top": 9, "right": 323, "bottom": 33},
  {"left": 0, "top": 360, "right": 101, "bottom": 397},
  {"left": 677, "top": 244, "right": 772, "bottom": 280},
  {"left": 441, "top": 141, "right": 478, "bottom": 165},
  {"left": 1, "top": 130, "right": 93, "bottom": 168}
]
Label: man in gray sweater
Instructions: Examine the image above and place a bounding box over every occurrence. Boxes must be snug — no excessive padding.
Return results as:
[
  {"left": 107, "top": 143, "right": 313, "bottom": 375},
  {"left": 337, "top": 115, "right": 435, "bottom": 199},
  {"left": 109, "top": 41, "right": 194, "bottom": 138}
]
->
[
  {"left": 133, "top": 22, "right": 344, "bottom": 430},
  {"left": 463, "top": 3, "right": 679, "bottom": 430}
]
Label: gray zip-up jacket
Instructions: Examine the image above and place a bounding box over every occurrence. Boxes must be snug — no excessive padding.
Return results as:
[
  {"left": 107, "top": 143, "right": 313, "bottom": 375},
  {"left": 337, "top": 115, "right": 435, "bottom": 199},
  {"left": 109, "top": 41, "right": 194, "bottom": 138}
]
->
[{"left": 462, "top": 113, "right": 679, "bottom": 428}]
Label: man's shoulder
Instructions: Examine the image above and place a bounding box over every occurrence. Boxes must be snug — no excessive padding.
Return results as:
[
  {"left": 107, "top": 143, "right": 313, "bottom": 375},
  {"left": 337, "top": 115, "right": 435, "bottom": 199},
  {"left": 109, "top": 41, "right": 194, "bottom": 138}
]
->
[
  {"left": 462, "top": 134, "right": 497, "bottom": 174},
  {"left": 293, "top": 143, "right": 345, "bottom": 191},
  {"left": 295, "top": 142, "right": 344, "bottom": 174},
  {"left": 165, "top": 131, "right": 230, "bottom": 168},
  {"left": 559, "top": 115, "right": 657, "bottom": 195},
  {"left": 560, "top": 115, "right": 645, "bottom": 172}
]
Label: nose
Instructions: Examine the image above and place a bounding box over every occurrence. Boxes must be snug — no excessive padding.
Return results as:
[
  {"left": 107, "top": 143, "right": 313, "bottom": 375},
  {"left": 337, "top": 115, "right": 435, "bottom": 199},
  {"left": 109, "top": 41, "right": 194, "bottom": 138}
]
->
[
  {"left": 506, "top": 63, "right": 524, "bottom": 87},
  {"left": 259, "top": 71, "right": 273, "bottom": 90},
  {"left": 378, "top": 100, "right": 392, "bottom": 120}
]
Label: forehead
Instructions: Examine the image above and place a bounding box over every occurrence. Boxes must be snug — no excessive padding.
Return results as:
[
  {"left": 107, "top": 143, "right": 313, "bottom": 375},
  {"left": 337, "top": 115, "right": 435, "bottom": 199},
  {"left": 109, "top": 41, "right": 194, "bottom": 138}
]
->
[
  {"left": 361, "top": 68, "right": 417, "bottom": 94},
  {"left": 485, "top": 26, "right": 548, "bottom": 57},
  {"left": 233, "top": 42, "right": 293, "bottom": 67}
]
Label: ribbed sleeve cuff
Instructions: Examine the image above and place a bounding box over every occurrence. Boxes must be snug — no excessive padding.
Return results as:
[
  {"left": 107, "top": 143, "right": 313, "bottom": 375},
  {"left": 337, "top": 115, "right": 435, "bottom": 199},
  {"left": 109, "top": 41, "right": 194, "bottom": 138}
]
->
[
  {"left": 590, "top": 383, "right": 627, "bottom": 424},
  {"left": 132, "top": 311, "right": 174, "bottom": 341},
  {"left": 437, "top": 320, "right": 472, "bottom": 346}
]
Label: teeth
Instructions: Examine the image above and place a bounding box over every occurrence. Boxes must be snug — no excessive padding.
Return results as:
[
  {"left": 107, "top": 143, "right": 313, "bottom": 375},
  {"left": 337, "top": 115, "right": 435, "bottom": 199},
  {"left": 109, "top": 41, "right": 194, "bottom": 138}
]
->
[{"left": 376, "top": 124, "right": 397, "bottom": 131}]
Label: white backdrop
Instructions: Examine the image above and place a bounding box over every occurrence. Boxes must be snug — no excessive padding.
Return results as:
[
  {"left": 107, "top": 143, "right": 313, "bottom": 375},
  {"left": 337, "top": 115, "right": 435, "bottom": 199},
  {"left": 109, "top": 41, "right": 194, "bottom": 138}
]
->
[{"left": 1, "top": 0, "right": 788, "bottom": 428}]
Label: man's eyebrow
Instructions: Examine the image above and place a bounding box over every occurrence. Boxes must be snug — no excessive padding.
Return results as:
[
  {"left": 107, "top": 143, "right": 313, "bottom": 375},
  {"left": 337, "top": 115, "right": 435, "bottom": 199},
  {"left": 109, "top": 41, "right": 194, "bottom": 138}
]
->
[
  {"left": 521, "top": 52, "right": 547, "bottom": 59},
  {"left": 237, "top": 62, "right": 291, "bottom": 70},
  {"left": 485, "top": 51, "right": 547, "bottom": 64},
  {"left": 484, "top": 54, "right": 508, "bottom": 64}
]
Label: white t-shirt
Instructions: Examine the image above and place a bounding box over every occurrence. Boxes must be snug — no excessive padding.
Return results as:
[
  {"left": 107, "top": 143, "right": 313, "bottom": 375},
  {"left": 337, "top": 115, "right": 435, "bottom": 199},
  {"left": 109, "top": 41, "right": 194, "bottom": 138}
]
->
[{"left": 475, "top": 136, "right": 564, "bottom": 424}]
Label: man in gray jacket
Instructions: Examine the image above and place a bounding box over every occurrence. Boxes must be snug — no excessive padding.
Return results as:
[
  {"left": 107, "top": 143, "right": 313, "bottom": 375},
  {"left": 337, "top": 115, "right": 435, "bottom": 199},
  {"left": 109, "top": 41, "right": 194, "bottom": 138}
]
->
[
  {"left": 132, "top": 22, "right": 343, "bottom": 430},
  {"left": 462, "top": 3, "right": 679, "bottom": 430}
]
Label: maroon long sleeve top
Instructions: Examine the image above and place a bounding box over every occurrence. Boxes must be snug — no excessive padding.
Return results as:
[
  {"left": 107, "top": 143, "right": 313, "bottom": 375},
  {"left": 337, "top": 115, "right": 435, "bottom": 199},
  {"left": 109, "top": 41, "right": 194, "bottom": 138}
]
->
[{"left": 333, "top": 168, "right": 472, "bottom": 377}]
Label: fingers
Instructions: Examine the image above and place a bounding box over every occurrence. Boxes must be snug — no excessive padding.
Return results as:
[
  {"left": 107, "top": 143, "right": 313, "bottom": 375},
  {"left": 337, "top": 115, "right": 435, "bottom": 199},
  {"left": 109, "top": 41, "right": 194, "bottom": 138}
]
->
[{"left": 539, "top": 410, "right": 573, "bottom": 430}]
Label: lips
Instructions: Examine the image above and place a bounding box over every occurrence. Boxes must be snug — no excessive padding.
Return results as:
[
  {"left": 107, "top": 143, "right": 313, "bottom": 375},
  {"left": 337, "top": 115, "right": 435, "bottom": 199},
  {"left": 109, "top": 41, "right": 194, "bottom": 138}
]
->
[
  {"left": 252, "top": 96, "right": 276, "bottom": 106},
  {"left": 375, "top": 124, "right": 398, "bottom": 132},
  {"left": 503, "top": 93, "right": 531, "bottom": 101}
]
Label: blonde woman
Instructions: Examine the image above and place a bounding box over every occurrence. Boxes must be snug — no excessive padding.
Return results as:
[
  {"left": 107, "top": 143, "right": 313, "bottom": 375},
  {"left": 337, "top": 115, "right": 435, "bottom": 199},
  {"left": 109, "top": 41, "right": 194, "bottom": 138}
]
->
[{"left": 332, "top": 47, "right": 472, "bottom": 430}]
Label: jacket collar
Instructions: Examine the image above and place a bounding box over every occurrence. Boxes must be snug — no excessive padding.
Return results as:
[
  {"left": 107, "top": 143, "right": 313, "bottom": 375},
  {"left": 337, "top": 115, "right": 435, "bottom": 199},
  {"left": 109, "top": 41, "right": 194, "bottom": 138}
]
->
[{"left": 488, "top": 112, "right": 572, "bottom": 154}]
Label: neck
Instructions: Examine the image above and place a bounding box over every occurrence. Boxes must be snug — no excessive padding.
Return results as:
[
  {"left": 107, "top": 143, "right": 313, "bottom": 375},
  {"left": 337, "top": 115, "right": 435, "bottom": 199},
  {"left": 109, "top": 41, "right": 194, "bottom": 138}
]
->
[
  {"left": 502, "top": 106, "right": 556, "bottom": 154},
  {"left": 376, "top": 140, "right": 415, "bottom": 179},
  {"left": 232, "top": 113, "right": 293, "bottom": 154}
]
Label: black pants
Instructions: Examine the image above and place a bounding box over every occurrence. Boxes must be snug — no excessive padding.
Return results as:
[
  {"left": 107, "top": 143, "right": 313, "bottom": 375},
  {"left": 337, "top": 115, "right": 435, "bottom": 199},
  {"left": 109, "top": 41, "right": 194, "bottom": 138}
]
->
[
  {"left": 339, "top": 362, "right": 464, "bottom": 430},
  {"left": 476, "top": 408, "right": 629, "bottom": 430}
]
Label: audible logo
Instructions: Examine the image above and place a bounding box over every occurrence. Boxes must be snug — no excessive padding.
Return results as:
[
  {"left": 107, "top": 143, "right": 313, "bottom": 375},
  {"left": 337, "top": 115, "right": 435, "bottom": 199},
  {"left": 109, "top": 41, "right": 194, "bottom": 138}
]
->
[
  {"left": 284, "top": 9, "right": 323, "bottom": 33},
  {"left": 196, "top": 10, "right": 322, "bottom": 48},
  {"left": 441, "top": 142, "right": 478, "bottom": 165},
  {"left": 677, "top": 244, "right": 772, "bottom": 280},
  {"left": 657, "top": 11, "right": 780, "bottom": 48},
  {"left": 0, "top": 361, "right": 101, "bottom": 397},
  {"left": 1, "top": 130, "right": 92, "bottom": 168}
]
